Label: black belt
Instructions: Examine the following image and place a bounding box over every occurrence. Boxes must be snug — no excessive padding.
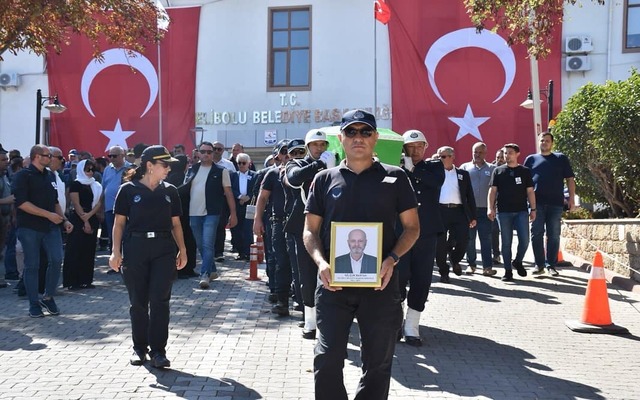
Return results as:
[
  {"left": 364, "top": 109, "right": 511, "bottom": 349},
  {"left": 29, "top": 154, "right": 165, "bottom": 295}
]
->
[
  {"left": 440, "top": 203, "right": 462, "bottom": 208},
  {"left": 270, "top": 216, "right": 286, "bottom": 222},
  {"left": 129, "top": 231, "right": 172, "bottom": 239}
]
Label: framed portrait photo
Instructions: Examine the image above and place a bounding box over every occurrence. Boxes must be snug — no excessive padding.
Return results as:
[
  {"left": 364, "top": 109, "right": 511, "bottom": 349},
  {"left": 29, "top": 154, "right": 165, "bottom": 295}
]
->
[{"left": 329, "top": 222, "right": 383, "bottom": 288}]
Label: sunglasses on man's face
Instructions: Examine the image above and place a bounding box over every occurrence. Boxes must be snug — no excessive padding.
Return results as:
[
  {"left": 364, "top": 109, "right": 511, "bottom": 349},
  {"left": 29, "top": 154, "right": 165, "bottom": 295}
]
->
[
  {"left": 199, "top": 149, "right": 214, "bottom": 154},
  {"left": 108, "top": 154, "right": 120, "bottom": 158},
  {"left": 39, "top": 153, "right": 52, "bottom": 159},
  {"left": 213, "top": 147, "right": 224, "bottom": 152},
  {"left": 237, "top": 161, "right": 248, "bottom": 166},
  {"left": 289, "top": 149, "right": 306, "bottom": 156},
  {"left": 54, "top": 156, "right": 65, "bottom": 161},
  {"left": 343, "top": 128, "right": 374, "bottom": 138},
  {"left": 440, "top": 154, "right": 451, "bottom": 159}
]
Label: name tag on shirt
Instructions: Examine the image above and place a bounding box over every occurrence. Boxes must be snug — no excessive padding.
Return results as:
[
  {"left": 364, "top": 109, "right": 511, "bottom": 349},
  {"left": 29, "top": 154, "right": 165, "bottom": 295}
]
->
[
  {"left": 515, "top": 177, "right": 522, "bottom": 184},
  {"left": 382, "top": 176, "right": 397, "bottom": 184},
  {"left": 457, "top": 174, "right": 463, "bottom": 180}
]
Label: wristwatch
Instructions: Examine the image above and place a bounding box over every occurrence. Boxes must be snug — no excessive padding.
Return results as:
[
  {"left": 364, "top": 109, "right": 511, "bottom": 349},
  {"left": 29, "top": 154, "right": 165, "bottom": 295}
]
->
[{"left": 388, "top": 251, "right": 400, "bottom": 265}]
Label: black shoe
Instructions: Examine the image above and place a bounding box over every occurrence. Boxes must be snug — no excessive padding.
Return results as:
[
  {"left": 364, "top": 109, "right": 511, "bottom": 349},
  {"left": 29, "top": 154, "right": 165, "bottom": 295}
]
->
[
  {"left": 80, "top": 283, "right": 96, "bottom": 289},
  {"left": 215, "top": 254, "right": 225, "bottom": 262},
  {"left": 130, "top": 350, "right": 148, "bottom": 366},
  {"left": 293, "top": 303, "right": 304, "bottom": 312},
  {"left": 150, "top": 354, "right": 171, "bottom": 369},
  {"left": 501, "top": 270, "right": 514, "bottom": 282},
  {"left": 302, "top": 329, "right": 316, "bottom": 340},
  {"left": 404, "top": 336, "right": 423, "bottom": 347},
  {"left": 272, "top": 302, "right": 290, "bottom": 317},
  {"left": 235, "top": 254, "right": 249, "bottom": 261},
  {"left": 297, "top": 321, "right": 305, "bottom": 328},
  {"left": 440, "top": 275, "right": 450, "bottom": 283},
  {"left": 268, "top": 293, "right": 278, "bottom": 304},
  {"left": 5, "top": 272, "right": 19, "bottom": 280},
  {"left": 452, "top": 263, "right": 462, "bottom": 276},
  {"left": 513, "top": 260, "right": 527, "bottom": 277}
]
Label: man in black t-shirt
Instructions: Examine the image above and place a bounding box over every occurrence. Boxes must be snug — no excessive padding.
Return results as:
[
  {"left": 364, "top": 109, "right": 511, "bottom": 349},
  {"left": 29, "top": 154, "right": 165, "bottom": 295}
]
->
[{"left": 487, "top": 143, "right": 537, "bottom": 282}]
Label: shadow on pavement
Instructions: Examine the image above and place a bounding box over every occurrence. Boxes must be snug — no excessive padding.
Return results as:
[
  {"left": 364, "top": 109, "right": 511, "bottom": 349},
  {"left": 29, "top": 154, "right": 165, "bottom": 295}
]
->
[
  {"left": 0, "top": 327, "right": 47, "bottom": 351},
  {"left": 146, "top": 367, "right": 262, "bottom": 399},
  {"left": 392, "top": 326, "right": 605, "bottom": 399}
]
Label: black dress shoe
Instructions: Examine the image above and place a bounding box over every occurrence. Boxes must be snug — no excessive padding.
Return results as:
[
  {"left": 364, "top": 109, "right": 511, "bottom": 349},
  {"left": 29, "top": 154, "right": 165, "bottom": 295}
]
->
[
  {"left": 452, "top": 263, "right": 462, "bottom": 276},
  {"left": 297, "top": 321, "right": 305, "bottom": 328},
  {"left": 268, "top": 293, "right": 278, "bottom": 304},
  {"left": 440, "top": 275, "right": 450, "bottom": 283},
  {"left": 130, "top": 350, "right": 148, "bottom": 366},
  {"left": 404, "top": 336, "right": 423, "bottom": 347},
  {"left": 150, "top": 354, "right": 171, "bottom": 369},
  {"left": 302, "top": 329, "right": 316, "bottom": 340}
]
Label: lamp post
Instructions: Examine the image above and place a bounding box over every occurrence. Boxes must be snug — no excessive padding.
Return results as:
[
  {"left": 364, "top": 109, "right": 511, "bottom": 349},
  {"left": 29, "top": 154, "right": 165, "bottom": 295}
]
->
[
  {"left": 35, "top": 89, "right": 67, "bottom": 145},
  {"left": 520, "top": 79, "right": 555, "bottom": 129}
]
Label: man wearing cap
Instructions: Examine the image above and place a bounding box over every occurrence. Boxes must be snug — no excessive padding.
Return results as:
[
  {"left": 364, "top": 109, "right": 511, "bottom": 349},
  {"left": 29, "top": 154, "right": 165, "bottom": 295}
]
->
[
  {"left": 304, "top": 109, "right": 419, "bottom": 399},
  {"left": 180, "top": 141, "right": 237, "bottom": 289},
  {"left": 253, "top": 139, "right": 293, "bottom": 316},
  {"left": 284, "top": 129, "right": 334, "bottom": 339},
  {"left": 396, "top": 129, "right": 445, "bottom": 347},
  {"left": 460, "top": 142, "right": 498, "bottom": 276},
  {"left": 101, "top": 146, "right": 132, "bottom": 259}
]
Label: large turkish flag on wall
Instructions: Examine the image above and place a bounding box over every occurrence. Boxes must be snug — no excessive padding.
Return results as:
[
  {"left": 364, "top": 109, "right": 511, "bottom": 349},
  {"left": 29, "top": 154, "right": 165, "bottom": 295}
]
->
[
  {"left": 47, "top": 6, "right": 200, "bottom": 156},
  {"left": 387, "top": 0, "right": 561, "bottom": 158}
]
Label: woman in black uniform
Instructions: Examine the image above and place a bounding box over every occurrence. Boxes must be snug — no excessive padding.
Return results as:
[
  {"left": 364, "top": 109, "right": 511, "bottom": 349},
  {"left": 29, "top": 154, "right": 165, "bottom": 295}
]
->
[
  {"left": 109, "top": 145, "right": 187, "bottom": 369},
  {"left": 63, "top": 159, "right": 102, "bottom": 289}
]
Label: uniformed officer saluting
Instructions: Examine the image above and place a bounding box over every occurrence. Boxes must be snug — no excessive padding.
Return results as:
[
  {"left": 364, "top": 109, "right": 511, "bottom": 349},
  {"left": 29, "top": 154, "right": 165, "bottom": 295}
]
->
[{"left": 109, "top": 145, "right": 187, "bottom": 369}]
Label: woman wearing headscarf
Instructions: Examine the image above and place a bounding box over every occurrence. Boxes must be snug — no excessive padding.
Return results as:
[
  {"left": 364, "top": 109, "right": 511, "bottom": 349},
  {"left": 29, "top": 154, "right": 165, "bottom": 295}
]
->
[
  {"left": 63, "top": 159, "right": 102, "bottom": 290},
  {"left": 109, "top": 145, "right": 186, "bottom": 369}
]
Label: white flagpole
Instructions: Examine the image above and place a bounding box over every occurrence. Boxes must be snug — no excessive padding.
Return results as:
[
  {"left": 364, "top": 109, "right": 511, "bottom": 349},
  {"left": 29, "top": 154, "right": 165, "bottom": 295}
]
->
[{"left": 157, "top": 0, "right": 170, "bottom": 145}]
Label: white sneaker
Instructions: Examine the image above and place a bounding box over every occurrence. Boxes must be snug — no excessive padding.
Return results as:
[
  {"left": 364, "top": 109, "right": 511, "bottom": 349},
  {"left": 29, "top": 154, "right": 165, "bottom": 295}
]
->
[
  {"left": 531, "top": 266, "right": 545, "bottom": 275},
  {"left": 465, "top": 265, "right": 476, "bottom": 275},
  {"left": 199, "top": 274, "right": 210, "bottom": 289},
  {"left": 547, "top": 267, "right": 560, "bottom": 276}
]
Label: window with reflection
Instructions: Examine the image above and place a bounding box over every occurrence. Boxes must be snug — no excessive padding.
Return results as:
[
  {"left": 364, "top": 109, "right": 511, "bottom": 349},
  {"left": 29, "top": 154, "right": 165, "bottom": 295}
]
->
[
  {"left": 625, "top": 0, "right": 640, "bottom": 51},
  {"left": 268, "top": 7, "right": 311, "bottom": 90}
]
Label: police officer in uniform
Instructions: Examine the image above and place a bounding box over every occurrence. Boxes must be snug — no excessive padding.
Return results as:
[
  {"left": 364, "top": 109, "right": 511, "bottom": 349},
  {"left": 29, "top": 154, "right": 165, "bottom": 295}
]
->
[
  {"left": 284, "top": 129, "right": 335, "bottom": 339},
  {"left": 397, "top": 130, "right": 445, "bottom": 346},
  {"left": 109, "top": 145, "right": 187, "bottom": 369},
  {"left": 304, "top": 109, "right": 420, "bottom": 399}
]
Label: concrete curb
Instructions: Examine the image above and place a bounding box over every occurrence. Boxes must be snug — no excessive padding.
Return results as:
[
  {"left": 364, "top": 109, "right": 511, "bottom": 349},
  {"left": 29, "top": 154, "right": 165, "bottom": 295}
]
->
[{"left": 566, "top": 253, "right": 640, "bottom": 294}]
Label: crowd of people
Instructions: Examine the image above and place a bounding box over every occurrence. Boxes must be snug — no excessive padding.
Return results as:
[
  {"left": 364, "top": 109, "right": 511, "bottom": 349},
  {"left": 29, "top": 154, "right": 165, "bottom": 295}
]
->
[{"left": 0, "top": 109, "right": 576, "bottom": 399}]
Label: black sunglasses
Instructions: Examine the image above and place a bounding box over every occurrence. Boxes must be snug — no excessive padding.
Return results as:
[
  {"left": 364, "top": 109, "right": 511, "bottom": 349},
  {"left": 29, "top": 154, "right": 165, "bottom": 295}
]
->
[
  {"left": 199, "top": 149, "right": 214, "bottom": 154},
  {"left": 440, "top": 155, "right": 451, "bottom": 159},
  {"left": 237, "top": 161, "right": 248, "bottom": 165},
  {"left": 55, "top": 156, "right": 65, "bottom": 161},
  {"left": 85, "top": 168, "right": 94, "bottom": 172},
  {"left": 39, "top": 153, "right": 52, "bottom": 158},
  {"left": 213, "top": 147, "right": 224, "bottom": 152},
  {"left": 343, "top": 128, "right": 374, "bottom": 138},
  {"left": 108, "top": 154, "right": 120, "bottom": 158}
]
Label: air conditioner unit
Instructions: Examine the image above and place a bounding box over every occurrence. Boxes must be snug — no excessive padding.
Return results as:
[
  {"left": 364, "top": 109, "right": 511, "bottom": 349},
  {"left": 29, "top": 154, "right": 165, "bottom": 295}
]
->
[
  {"left": 566, "top": 55, "right": 591, "bottom": 72},
  {"left": 565, "top": 35, "right": 593, "bottom": 53},
  {"left": 0, "top": 72, "right": 20, "bottom": 88}
]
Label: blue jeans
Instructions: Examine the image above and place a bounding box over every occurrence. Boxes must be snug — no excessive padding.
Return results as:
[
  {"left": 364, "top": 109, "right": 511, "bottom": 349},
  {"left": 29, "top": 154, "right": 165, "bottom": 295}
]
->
[
  {"left": 531, "top": 204, "right": 563, "bottom": 268},
  {"left": 17, "top": 226, "right": 63, "bottom": 306},
  {"left": 190, "top": 215, "right": 220, "bottom": 275},
  {"left": 4, "top": 224, "right": 18, "bottom": 276},
  {"left": 466, "top": 208, "right": 494, "bottom": 269},
  {"left": 496, "top": 211, "right": 529, "bottom": 270}
]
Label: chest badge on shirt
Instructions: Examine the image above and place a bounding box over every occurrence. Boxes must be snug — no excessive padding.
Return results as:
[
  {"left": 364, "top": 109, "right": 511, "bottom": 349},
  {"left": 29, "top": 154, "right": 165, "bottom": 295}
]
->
[
  {"left": 485, "top": 170, "right": 491, "bottom": 176},
  {"left": 457, "top": 174, "right": 463, "bottom": 180},
  {"left": 165, "top": 195, "right": 171, "bottom": 203},
  {"left": 330, "top": 187, "right": 342, "bottom": 199},
  {"left": 382, "top": 176, "right": 396, "bottom": 184},
  {"left": 134, "top": 195, "right": 142, "bottom": 203},
  {"left": 515, "top": 177, "right": 522, "bottom": 184}
]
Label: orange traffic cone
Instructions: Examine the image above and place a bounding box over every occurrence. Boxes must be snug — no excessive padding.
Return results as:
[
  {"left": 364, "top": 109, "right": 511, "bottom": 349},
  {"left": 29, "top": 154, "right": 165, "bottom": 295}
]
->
[
  {"left": 556, "top": 249, "right": 572, "bottom": 267},
  {"left": 256, "top": 235, "right": 264, "bottom": 264},
  {"left": 566, "top": 251, "right": 628, "bottom": 334},
  {"left": 246, "top": 244, "right": 261, "bottom": 281}
]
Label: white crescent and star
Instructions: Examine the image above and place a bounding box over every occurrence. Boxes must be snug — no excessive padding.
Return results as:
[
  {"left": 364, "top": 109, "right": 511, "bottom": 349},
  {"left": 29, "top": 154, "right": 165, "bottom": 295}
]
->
[
  {"left": 425, "top": 27, "right": 516, "bottom": 141},
  {"left": 80, "top": 48, "right": 158, "bottom": 150}
]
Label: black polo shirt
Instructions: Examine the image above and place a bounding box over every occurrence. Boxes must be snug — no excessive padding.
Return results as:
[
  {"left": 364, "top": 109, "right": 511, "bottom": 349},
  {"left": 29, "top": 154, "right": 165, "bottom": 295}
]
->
[
  {"left": 489, "top": 164, "right": 534, "bottom": 212},
  {"left": 305, "top": 160, "right": 418, "bottom": 257},
  {"left": 114, "top": 180, "right": 182, "bottom": 234},
  {"left": 12, "top": 164, "right": 59, "bottom": 232},
  {"left": 261, "top": 166, "right": 287, "bottom": 219}
]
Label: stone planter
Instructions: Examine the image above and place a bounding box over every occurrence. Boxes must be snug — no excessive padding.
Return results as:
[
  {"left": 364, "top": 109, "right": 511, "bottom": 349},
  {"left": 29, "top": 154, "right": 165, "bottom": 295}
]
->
[{"left": 562, "top": 219, "right": 640, "bottom": 283}]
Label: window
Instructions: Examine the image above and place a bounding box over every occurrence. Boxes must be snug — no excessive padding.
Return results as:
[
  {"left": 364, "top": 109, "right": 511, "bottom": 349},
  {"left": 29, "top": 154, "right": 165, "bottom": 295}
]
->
[
  {"left": 268, "top": 7, "right": 311, "bottom": 90},
  {"left": 624, "top": 0, "right": 640, "bottom": 51}
]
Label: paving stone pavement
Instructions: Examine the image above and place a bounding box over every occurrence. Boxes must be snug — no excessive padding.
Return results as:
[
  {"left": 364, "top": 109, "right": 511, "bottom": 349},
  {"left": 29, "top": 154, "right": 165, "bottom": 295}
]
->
[{"left": 1, "top": 236, "right": 639, "bottom": 400}]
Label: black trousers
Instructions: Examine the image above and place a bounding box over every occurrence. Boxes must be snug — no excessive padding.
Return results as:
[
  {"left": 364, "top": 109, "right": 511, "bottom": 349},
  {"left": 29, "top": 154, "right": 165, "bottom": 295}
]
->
[
  {"left": 314, "top": 279, "right": 402, "bottom": 400},
  {"left": 179, "top": 215, "right": 197, "bottom": 274},
  {"left": 435, "top": 207, "right": 469, "bottom": 276},
  {"left": 122, "top": 236, "right": 176, "bottom": 357},
  {"left": 398, "top": 232, "right": 437, "bottom": 312},
  {"left": 293, "top": 234, "right": 317, "bottom": 307},
  {"left": 215, "top": 203, "right": 229, "bottom": 256},
  {"left": 63, "top": 219, "right": 98, "bottom": 287}
]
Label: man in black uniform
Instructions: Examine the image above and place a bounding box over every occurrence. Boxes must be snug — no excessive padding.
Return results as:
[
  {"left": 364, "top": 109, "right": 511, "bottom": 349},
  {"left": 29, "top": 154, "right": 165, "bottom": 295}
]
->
[
  {"left": 397, "top": 129, "right": 445, "bottom": 346},
  {"left": 285, "top": 129, "right": 334, "bottom": 339},
  {"left": 435, "top": 146, "right": 477, "bottom": 283},
  {"left": 12, "top": 144, "right": 74, "bottom": 317},
  {"left": 304, "top": 109, "right": 420, "bottom": 400},
  {"left": 253, "top": 140, "right": 292, "bottom": 316}
]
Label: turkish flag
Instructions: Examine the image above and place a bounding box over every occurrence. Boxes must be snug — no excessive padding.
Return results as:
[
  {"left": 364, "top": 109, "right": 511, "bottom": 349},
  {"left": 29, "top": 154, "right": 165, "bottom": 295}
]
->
[
  {"left": 375, "top": 0, "right": 391, "bottom": 24},
  {"left": 387, "top": 0, "right": 561, "bottom": 158},
  {"left": 47, "top": 6, "right": 201, "bottom": 156}
]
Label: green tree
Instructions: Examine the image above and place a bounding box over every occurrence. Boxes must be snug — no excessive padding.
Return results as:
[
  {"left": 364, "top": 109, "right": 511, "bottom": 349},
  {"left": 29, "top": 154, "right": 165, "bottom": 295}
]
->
[
  {"left": 464, "top": 0, "right": 604, "bottom": 58},
  {"left": 0, "top": 0, "right": 167, "bottom": 60},
  {"left": 552, "top": 70, "right": 640, "bottom": 218}
]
